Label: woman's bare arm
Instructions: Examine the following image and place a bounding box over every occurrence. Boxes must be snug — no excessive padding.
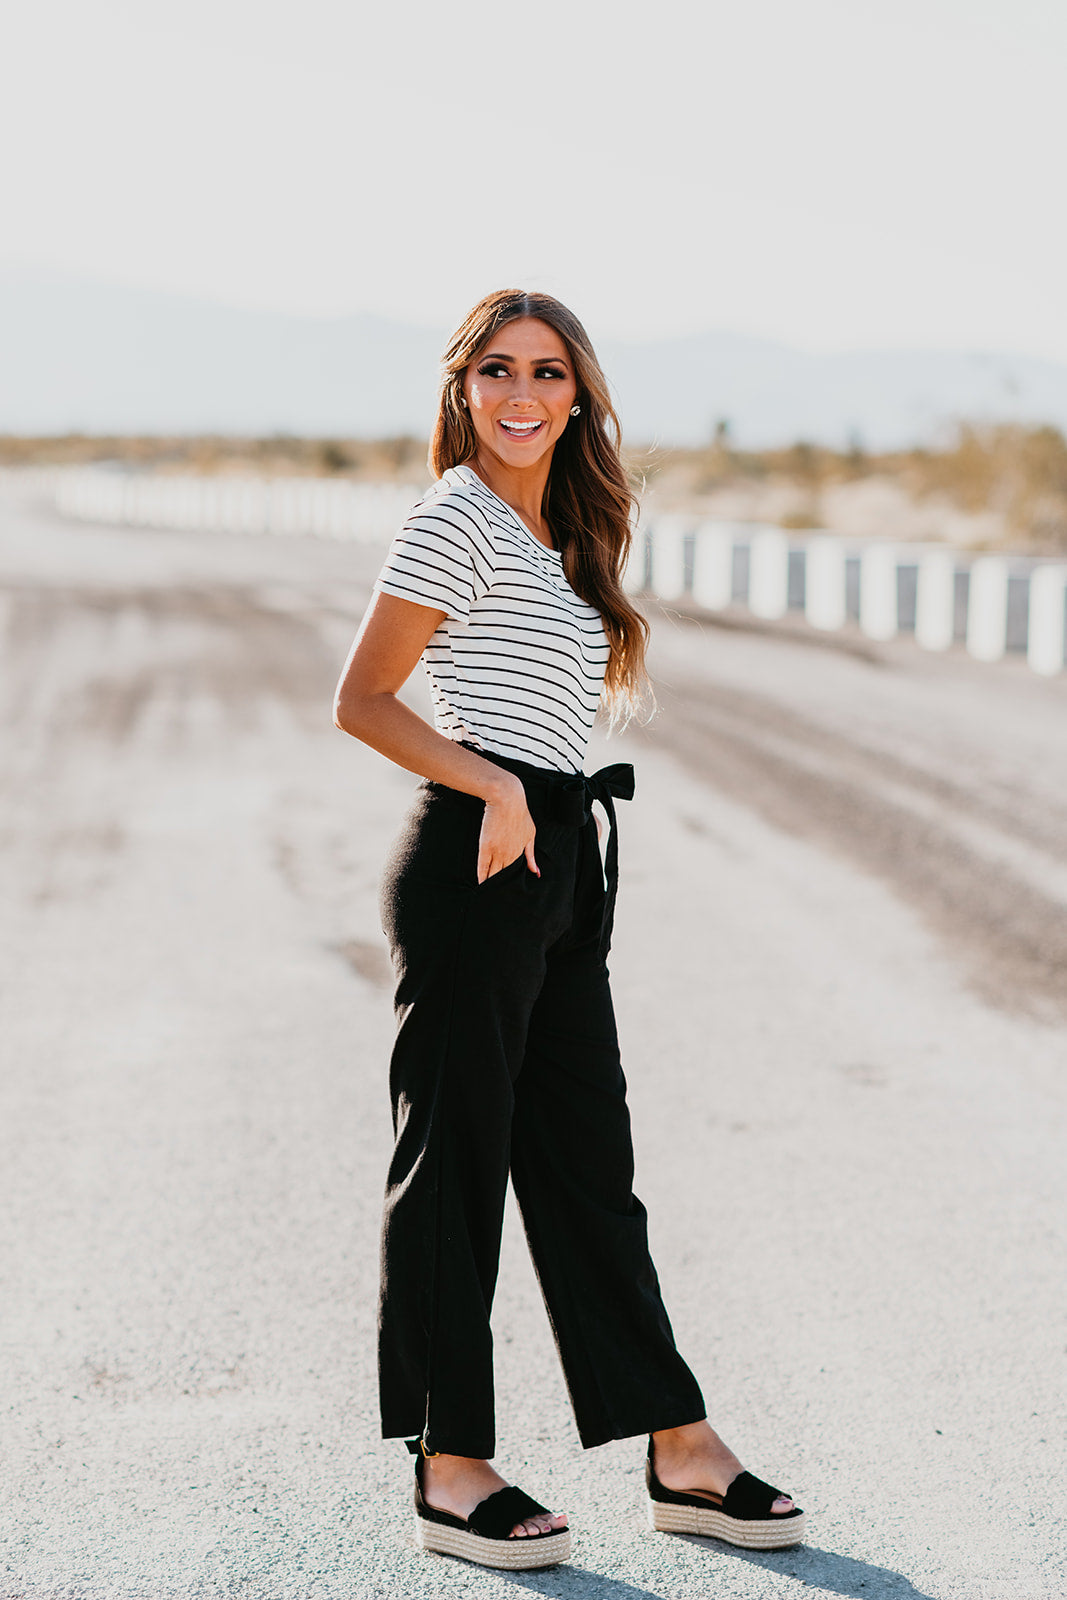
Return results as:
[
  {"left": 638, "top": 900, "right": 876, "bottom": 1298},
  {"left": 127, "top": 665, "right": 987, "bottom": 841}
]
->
[{"left": 333, "top": 591, "right": 538, "bottom": 882}]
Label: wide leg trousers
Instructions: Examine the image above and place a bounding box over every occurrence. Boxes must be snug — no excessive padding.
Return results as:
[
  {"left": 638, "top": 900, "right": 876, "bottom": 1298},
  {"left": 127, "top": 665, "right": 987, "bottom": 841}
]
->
[{"left": 377, "top": 750, "right": 705, "bottom": 1459}]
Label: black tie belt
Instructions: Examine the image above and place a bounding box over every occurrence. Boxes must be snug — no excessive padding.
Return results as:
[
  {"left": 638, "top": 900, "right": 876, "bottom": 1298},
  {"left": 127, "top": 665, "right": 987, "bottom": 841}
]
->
[{"left": 460, "top": 744, "right": 636, "bottom": 957}]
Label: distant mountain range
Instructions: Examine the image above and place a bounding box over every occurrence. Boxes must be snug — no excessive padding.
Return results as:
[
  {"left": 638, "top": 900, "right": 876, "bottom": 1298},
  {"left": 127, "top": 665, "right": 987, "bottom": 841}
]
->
[{"left": 3, "top": 269, "right": 1067, "bottom": 450}]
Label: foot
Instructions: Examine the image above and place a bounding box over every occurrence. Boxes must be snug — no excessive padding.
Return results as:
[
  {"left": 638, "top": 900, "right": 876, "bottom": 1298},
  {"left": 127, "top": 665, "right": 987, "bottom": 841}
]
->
[
  {"left": 651, "top": 1421, "right": 795, "bottom": 1515},
  {"left": 422, "top": 1454, "right": 568, "bottom": 1539}
]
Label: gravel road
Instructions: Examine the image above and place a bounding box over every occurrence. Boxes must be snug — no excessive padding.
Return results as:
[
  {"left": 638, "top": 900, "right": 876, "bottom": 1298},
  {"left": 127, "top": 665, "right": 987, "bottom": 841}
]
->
[{"left": 2, "top": 492, "right": 1065, "bottom": 1600}]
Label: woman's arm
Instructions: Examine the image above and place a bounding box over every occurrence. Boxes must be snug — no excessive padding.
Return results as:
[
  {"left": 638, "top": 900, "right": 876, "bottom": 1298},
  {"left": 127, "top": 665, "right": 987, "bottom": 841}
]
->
[{"left": 333, "top": 591, "right": 538, "bottom": 882}]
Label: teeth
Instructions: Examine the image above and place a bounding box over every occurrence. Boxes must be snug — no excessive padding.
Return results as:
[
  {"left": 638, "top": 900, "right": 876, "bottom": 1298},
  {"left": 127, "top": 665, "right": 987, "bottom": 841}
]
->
[{"left": 501, "top": 419, "right": 542, "bottom": 432}]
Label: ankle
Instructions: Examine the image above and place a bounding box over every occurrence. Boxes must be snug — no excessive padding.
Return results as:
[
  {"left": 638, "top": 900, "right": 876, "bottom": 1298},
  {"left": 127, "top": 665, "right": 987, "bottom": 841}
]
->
[
  {"left": 652, "top": 1420, "right": 713, "bottom": 1457},
  {"left": 424, "top": 1453, "right": 498, "bottom": 1487}
]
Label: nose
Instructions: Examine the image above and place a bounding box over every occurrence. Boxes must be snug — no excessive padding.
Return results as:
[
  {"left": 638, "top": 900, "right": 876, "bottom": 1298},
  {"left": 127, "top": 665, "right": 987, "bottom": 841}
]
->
[{"left": 508, "top": 375, "right": 537, "bottom": 408}]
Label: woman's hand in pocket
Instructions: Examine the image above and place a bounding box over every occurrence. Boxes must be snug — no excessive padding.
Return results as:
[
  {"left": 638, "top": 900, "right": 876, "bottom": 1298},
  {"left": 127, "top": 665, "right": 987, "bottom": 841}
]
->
[{"left": 477, "top": 775, "right": 539, "bottom": 884}]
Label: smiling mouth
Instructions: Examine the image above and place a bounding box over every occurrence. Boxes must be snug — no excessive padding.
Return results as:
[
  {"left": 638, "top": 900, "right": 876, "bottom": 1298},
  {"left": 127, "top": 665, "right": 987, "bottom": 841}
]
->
[{"left": 498, "top": 418, "right": 545, "bottom": 438}]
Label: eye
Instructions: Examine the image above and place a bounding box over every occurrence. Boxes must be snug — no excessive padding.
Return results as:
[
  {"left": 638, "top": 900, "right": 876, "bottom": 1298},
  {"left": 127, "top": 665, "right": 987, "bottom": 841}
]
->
[
  {"left": 536, "top": 366, "right": 567, "bottom": 380},
  {"left": 477, "top": 362, "right": 510, "bottom": 378}
]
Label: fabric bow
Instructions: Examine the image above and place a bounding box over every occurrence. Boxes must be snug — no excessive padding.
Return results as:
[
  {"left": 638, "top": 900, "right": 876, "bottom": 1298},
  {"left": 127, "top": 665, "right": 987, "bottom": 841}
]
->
[{"left": 549, "top": 762, "right": 635, "bottom": 958}]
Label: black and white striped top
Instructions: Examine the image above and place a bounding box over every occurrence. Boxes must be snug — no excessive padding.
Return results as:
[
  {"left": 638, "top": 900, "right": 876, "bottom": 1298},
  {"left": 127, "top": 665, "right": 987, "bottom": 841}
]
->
[{"left": 373, "top": 465, "right": 609, "bottom": 773}]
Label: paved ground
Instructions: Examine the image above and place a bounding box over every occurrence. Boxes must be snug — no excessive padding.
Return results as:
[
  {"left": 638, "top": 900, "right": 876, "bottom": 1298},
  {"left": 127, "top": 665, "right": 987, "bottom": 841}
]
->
[{"left": 1, "top": 489, "right": 1065, "bottom": 1600}]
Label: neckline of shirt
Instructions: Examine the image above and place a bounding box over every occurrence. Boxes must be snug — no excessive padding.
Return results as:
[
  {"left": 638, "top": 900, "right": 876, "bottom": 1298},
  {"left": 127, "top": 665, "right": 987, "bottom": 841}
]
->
[{"left": 447, "top": 465, "right": 563, "bottom": 561}]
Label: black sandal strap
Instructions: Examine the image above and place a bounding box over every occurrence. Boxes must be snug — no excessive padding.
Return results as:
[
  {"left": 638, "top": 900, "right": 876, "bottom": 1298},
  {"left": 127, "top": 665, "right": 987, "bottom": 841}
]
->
[
  {"left": 721, "top": 1470, "right": 792, "bottom": 1519},
  {"left": 467, "top": 1486, "right": 551, "bottom": 1540}
]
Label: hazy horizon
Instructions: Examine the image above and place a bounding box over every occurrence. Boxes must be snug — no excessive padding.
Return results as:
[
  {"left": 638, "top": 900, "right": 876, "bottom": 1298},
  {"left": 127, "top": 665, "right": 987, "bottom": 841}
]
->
[
  {"left": 5, "top": 269, "right": 1067, "bottom": 449},
  {"left": 5, "top": 262, "right": 1062, "bottom": 364}
]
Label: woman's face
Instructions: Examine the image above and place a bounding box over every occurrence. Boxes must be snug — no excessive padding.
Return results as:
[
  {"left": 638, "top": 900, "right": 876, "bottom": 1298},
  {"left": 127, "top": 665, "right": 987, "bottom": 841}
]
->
[{"left": 462, "top": 317, "right": 578, "bottom": 471}]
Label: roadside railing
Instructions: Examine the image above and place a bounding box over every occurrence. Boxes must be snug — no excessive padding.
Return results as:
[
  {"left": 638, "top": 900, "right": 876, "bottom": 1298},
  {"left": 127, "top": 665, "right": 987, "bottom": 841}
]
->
[
  {"left": 34, "top": 468, "right": 1067, "bottom": 677},
  {"left": 50, "top": 466, "right": 421, "bottom": 545},
  {"left": 629, "top": 517, "right": 1067, "bottom": 677}
]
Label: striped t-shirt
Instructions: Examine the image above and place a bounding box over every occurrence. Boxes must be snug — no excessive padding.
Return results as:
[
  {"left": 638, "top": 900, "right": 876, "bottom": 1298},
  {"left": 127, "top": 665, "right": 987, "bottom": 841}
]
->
[{"left": 373, "top": 464, "right": 609, "bottom": 773}]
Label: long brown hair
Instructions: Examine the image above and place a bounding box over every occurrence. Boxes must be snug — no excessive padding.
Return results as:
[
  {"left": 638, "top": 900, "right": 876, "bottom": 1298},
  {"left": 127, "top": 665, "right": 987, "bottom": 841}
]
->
[{"left": 430, "top": 289, "right": 650, "bottom": 719}]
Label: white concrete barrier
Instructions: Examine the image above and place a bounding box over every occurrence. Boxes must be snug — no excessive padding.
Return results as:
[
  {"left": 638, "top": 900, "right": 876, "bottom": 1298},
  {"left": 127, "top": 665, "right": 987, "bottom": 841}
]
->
[
  {"left": 327, "top": 480, "right": 355, "bottom": 539},
  {"left": 621, "top": 516, "right": 647, "bottom": 593},
  {"left": 805, "top": 535, "right": 847, "bottom": 631},
  {"left": 621, "top": 546, "right": 643, "bottom": 593},
  {"left": 648, "top": 515, "right": 688, "bottom": 601},
  {"left": 859, "top": 543, "right": 900, "bottom": 640},
  {"left": 50, "top": 469, "right": 424, "bottom": 544},
  {"left": 1027, "top": 564, "right": 1067, "bottom": 676},
  {"left": 692, "top": 521, "right": 734, "bottom": 610},
  {"left": 124, "top": 478, "right": 143, "bottom": 526},
  {"left": 241, "top": 480, "right": 268, "bottom": 534},
  {"left": 915, "top": 550, "right": 956, "bottom": 652},
  {"left": 748, "top": 527, "right": 790, "bottom": 619},
  {"left": 966, "top": 556, "right": 1009, "bottom": 663},
  {"left": 40, "top": 474, "right": 1067, "bottom": 678},
  {"left": 0, "top": 466, "right": 64, "bottom": 501}
]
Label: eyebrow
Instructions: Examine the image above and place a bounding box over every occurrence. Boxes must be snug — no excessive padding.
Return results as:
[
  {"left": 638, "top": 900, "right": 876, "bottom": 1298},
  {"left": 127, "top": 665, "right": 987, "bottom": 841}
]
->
[{"left": 479, "top": 351, "right": 569, "bottom": 366}]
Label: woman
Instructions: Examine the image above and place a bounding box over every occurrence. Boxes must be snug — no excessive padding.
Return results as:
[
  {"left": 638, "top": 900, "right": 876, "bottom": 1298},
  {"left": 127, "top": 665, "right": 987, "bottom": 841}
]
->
[{"left": 333, "top": 289, "right": 804, "bottom": 1570}]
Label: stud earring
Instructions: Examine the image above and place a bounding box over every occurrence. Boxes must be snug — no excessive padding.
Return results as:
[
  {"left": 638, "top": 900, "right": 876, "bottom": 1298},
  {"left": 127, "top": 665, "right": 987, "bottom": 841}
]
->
[
  {"left": 570, "top": 404, "right": 581, "bottom": 416},
  {"left": 459, "top": 395, "right": 468, "bottom": 408}
]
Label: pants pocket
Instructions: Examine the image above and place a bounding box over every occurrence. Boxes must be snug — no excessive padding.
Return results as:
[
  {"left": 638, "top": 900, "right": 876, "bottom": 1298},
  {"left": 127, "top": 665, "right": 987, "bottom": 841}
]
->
[{"left": 475, "top": 851, "right": 529, "bottom": 891}]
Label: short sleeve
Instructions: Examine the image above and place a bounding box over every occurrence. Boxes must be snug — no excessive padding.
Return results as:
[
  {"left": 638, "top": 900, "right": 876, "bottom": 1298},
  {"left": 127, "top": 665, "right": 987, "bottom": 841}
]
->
[{"left": 373, "top": 486, "right": 495, "bottom": 624}]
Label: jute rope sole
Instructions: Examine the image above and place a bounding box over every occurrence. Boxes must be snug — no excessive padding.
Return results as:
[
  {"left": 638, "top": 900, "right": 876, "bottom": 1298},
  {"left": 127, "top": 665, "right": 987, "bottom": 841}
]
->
[
  {"left": 415, "top": 1516, "right": 572, "bottom": 1569},
  {"left": 648, "top": 1498, "right": 806, "bottom": 1550}
]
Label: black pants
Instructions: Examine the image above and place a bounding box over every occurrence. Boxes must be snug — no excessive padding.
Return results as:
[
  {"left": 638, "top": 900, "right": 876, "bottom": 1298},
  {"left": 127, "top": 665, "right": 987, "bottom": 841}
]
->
[{"left": 377, "top": 748, "right": 705, "bottom": 1458}]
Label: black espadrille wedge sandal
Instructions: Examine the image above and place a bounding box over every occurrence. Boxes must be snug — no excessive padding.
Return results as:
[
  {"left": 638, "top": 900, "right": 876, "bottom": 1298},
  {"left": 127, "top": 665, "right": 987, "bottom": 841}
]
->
[
  {"left": 645, "top": 1438, "right": 806, "bottom": 1550},
  {"left": 408, "top": 1441, "right": 571, "bottom": 1569}
]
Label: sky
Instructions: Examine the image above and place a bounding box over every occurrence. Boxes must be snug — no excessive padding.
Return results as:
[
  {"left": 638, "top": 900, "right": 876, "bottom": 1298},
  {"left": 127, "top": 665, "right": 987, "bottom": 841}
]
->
[{"left": 4, "top": 0, "right": 1067, "bottom": 358}]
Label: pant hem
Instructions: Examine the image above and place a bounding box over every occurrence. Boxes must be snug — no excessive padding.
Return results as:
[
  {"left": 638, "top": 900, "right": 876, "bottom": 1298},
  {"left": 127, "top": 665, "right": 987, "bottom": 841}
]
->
[
  {"left": 381, "top": 1424, "right": 497, "bottom": 1459},
  {"left": 576, "top": 1400, "right": 707, "bottom": 1451}
]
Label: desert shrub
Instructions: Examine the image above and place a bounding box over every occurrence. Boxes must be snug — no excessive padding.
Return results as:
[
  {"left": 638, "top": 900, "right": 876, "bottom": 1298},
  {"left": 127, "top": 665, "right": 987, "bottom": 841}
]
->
[{"left": 903, "top": 423, "right": 1067, "bottom": 551}]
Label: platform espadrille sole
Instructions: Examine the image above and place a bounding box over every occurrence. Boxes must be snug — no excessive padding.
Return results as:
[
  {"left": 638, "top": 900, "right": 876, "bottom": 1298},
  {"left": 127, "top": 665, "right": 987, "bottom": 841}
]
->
[
  {"left": 647, "top": 1497, "right": 805, "bottom": 1549},
  {"left": 415, "top": 1516, "right": 571, "bottom": 1568}
]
